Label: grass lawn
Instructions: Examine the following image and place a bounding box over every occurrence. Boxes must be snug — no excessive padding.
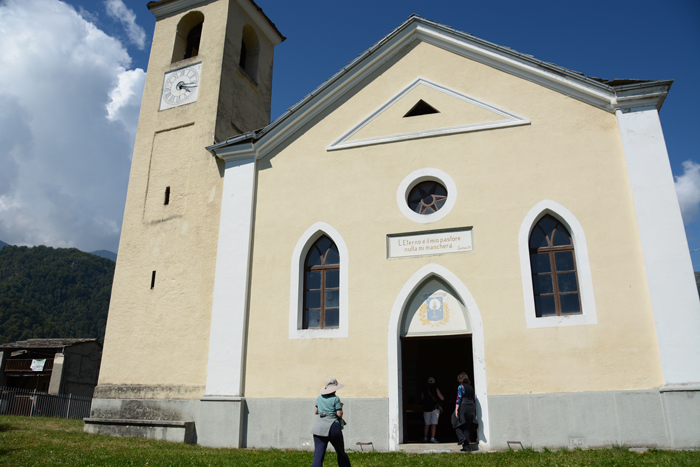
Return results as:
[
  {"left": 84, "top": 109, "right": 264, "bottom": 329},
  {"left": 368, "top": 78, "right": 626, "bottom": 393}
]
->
[{"left": 1, "top": 416, "right": 698, "bottom": 466}]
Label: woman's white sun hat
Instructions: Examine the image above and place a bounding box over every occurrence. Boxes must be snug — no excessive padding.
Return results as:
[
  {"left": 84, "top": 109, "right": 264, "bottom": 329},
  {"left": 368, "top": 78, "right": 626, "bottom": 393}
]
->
[{"left": 320, "top": 377, "right": 345, "bottom": 395}]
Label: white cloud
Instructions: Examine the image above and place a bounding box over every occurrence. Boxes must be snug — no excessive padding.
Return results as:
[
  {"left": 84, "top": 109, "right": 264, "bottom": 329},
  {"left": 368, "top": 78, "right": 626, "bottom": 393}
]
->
[
  {"left": 675, "top": 160, "right": 700, "bottom": 224},
  {"left": 0, "top": 0, "right": 145, "bottom": 252},
  {"left": 77, "top": 6, "right": 99, "bottom": 24},
  {"left": 105, "top": 0, "right": 146, "bottom": 50},
  {"left": 107, "top": 68, "right": 146, "bottom": 145}
]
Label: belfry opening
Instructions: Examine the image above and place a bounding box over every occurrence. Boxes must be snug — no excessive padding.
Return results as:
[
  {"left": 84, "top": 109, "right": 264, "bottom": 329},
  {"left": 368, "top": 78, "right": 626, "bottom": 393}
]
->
[{"left": 398, "top": 276, "right": 475, "bottom": 444}]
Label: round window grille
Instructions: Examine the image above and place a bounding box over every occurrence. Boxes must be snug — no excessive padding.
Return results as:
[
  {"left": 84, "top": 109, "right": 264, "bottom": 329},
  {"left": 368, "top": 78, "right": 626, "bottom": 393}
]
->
[{"left": 407, "top": 181, "right": 448, "bottom": 214}]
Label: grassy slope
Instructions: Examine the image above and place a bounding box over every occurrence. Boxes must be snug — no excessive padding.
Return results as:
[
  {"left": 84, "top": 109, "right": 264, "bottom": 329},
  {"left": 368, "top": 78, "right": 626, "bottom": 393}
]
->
[{"left": 0, "top": 416, "right": 697, "bottom": 467}]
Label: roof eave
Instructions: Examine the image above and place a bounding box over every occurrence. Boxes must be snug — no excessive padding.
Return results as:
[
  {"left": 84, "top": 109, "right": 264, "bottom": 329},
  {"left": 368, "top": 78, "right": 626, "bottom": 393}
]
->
[
  {"left": 612, "top": 79, "right": 673, "bottom": 112},
  {"left": 210, "top": 15, "right": 673, "bottom": 157}
]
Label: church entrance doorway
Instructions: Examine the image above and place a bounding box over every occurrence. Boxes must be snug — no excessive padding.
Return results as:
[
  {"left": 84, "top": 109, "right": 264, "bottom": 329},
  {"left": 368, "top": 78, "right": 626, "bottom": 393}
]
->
[{"left": 400, "top": 334, "right": 474, "bottom": 444}]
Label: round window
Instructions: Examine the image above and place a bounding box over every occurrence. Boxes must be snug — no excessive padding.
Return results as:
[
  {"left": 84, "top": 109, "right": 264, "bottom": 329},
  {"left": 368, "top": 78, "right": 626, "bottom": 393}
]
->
[
  {"left": 407, "top": 181, "right": 448, "bottom": 214},
  {"left": 396, "top": 168, "right": 456, "bottom": 223}
]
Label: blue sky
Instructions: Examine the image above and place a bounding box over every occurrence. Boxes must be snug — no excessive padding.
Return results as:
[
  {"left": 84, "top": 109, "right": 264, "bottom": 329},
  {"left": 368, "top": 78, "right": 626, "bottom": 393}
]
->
[{"left": 1, "top": 0, "right": 699, "bottom": 267}]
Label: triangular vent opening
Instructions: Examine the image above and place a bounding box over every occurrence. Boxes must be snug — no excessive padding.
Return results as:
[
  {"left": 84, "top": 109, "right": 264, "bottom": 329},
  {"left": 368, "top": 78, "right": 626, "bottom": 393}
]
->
[{"left": 403, "top": 99, "right": 439, "bottom": 117}]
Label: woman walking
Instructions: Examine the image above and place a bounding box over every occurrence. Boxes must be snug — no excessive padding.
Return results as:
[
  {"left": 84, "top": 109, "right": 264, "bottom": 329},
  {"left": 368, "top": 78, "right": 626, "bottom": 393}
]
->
[
  {"left": 311, "top": 377, "right": 351, "bottom": 467},
  {"left": 451, "top": 372, "right": 478, "bottom": 452}
]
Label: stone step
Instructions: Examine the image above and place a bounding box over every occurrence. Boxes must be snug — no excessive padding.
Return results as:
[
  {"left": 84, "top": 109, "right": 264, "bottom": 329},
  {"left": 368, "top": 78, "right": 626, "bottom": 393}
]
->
[{"left": 398, "top": 442, "right": 479, "bottom": 453}]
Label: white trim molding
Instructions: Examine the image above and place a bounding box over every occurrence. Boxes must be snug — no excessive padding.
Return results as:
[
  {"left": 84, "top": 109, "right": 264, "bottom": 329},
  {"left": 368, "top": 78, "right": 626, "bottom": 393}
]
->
[
  {"left": 387, "top": 264, "right": 489, "bottom": 451},
  {"left": 328, "top": 78, "right": 529, "bottom": 150},
  {"left": 519, "top": 200, "right": 597, "bottom": 328},
  {"left": 616, "top": 107, "right": 700, "bottom": 386},
  {"left": 208, "top": 18, "right": 671, "bottom": 161},
  {"left": 205, "top": 156, "right": 257, "bottom": 397},
  {"left": 396, "top": 168, "right": 457, "bottom": 224},
  {"left": 289, "top": 222, "right": 349, "bottom": 339}
]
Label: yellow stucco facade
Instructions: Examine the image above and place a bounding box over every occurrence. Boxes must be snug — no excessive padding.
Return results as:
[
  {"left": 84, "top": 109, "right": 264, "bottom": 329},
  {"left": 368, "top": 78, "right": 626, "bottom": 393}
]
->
[
  {"left": 89, "top": 0, "right": 700, "bottom": 451},
  {"left": 244, "top": 40, "right": 661, "bottom": 399}
]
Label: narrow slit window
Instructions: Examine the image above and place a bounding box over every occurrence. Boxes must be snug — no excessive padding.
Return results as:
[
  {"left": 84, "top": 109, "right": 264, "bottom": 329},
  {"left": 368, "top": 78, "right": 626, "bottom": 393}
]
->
[
  {"left": 403, "top": 100, "right": 439, "bottom": 117},
  {"left": 151, "top": 271, "right": 156, "bottom": 289},
  {"left": 164, "top": 186, "right": 170, "bottom": 205}
]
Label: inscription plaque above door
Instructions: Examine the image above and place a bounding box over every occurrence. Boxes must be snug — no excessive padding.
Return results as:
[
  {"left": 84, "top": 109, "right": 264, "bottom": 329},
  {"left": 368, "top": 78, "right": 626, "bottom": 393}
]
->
[{"left": 387, "top": 228, "right": 473, "bottom": 259}]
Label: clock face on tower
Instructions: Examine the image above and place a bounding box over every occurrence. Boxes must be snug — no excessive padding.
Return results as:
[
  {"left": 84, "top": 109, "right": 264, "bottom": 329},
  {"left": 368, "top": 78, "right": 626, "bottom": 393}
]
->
[{"left": 160, "top": 63, "right": 202, "bottom": 110}]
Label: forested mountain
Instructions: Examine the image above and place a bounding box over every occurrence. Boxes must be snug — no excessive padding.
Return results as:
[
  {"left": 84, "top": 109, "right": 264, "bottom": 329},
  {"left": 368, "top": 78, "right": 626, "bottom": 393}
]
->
[
  {"left": 90, "top": 250, "right": 117, "bottom": 262},
  {"left": 0, "top": 245, "right": 115, "bottom": 344}
]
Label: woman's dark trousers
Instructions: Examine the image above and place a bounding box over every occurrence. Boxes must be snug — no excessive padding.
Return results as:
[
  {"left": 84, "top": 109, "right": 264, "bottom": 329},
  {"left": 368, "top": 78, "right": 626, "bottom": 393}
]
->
[
  {"left": 312, "top": 422, "right": 351, "bottom": 467},
  {"left": 455, "top": 421, "right": 472, "bottom": 445}
]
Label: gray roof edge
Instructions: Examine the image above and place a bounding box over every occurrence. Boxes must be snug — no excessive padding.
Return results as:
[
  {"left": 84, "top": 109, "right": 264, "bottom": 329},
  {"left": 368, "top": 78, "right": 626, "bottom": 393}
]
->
[
  {"left": 0, "top": 338, "right": 102, "bottom": 350},
  {"left": 212, "top": 15, "right": 672, "bottom": 153},
  {"left": 612, "top": 79, "right": 674, "bottom": 93},
  {"left": 206, "top": 131, "right": 258, "bottom": 154},
  {"left": 209, "top": 15, "right": 419, "bottom": 155}
]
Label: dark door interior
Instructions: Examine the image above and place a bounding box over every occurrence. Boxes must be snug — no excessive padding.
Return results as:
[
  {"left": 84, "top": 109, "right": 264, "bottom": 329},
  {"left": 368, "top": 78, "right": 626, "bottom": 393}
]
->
[{"left": 401, "top": 334, "right": 474, "bottom": 444}]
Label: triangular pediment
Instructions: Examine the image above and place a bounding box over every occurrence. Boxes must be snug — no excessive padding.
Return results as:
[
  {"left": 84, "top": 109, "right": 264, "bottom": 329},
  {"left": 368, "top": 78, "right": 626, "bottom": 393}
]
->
[
  {"left": 328, "top": 78, "right": 530, "bottom": 150},
  {"left": 208, "top": 17, "right": 668, "bottom": 160}
]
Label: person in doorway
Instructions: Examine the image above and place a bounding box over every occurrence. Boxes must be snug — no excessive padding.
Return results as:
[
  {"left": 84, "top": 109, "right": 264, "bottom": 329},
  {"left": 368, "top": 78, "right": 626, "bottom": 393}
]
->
[
  {"left": 421, "top": 376, "right": 444, "bottom": 443},
  {"left": 451, "top": 372, "right": 478, "bottom": 452},
  {"left": 311, "top": 377, "right": 351, "bottom": 467}
]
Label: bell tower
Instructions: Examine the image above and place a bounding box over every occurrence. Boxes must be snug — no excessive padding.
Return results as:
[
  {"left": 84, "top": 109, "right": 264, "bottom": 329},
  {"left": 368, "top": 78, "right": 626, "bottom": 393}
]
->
[{"left": 90, "top": 0, "right": 284, "bottom": 447}]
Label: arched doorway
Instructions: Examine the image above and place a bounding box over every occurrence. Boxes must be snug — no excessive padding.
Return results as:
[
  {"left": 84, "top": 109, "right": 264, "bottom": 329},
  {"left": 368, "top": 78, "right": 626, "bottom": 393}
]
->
[
  {"left": 399, "top": 277, "right": 473, "bottom": 443},
  {"left": 387, "top": 264, "right": 489, "bottom": 450}
]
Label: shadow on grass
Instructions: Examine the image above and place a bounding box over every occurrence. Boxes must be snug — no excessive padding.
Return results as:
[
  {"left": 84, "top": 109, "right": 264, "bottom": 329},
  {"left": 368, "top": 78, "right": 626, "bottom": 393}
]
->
[{"left": 0, "top": 423, "right": 18, "bottom": 432}]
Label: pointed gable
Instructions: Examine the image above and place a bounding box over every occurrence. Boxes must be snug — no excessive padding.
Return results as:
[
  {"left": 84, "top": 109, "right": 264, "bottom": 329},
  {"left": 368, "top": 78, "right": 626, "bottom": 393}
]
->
[
  {"left": 207, "top": 15, "right": 671, "bottom": 160},
  {"left": 329, "top": 78, "right": 529, "bottom": 150}
]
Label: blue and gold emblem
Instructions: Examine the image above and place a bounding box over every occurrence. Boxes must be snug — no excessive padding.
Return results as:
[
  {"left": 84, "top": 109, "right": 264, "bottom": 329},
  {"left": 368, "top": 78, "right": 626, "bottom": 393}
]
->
[
  {"left": 427, "top": 297, "right": 443, "bottom": 321},
  {"left": 419, "top": 293, "right": 450, "bottom": 327}
]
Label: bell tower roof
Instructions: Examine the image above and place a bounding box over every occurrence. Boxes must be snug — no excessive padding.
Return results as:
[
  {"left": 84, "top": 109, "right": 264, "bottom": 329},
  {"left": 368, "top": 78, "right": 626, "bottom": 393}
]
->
[{"left": 147, "top": 0, "right": 285, "bottom": 45}]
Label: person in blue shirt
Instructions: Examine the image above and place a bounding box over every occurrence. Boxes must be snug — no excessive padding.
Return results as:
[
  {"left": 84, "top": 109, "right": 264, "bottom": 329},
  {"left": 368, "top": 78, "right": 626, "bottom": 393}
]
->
[
  {"left": 311, "top": 377, "right": 351, "bottom": 467},
  {"left": 451, "top": 372, "right": 478, "bottom": 451}
]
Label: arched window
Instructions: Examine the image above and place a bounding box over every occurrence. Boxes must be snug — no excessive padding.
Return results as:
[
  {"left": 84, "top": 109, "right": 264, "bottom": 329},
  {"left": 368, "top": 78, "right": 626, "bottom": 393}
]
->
[
  {"left": 172, "top": 12, "right": 204, "bottom": 63},
  {"left": 239, "top": 25, "right": 260, "bottom": 81},
  {"left": 529, "top": 215, "right": 581, "bottom": 317},
  {"left": 184, "top": 23, "right": 202, "bottom": 59},
  {"left": 303, "top": 236, "right": 340, "bottom": 329}
]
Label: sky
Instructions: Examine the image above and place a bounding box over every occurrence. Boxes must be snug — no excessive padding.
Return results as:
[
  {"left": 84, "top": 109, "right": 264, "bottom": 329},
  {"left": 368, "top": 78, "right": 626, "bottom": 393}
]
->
[{"left": 0, "top": 0, "right": 699, "bottom": 267}]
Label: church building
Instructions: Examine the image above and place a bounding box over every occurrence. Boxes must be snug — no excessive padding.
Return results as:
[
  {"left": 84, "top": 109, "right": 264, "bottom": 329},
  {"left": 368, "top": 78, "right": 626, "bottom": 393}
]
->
[{"left": 85, "top": 0, "right": 700, "bottom": 451}]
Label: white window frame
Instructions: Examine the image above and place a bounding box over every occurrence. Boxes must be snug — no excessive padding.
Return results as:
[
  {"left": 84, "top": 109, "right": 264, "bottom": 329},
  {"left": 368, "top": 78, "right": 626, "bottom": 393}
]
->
[
  {"left": 289, "top": 222, "right": 349, "bottom": 339},
  {"left": 396, "top": 168, "right": 457, "bottom": 224},
  {"left": 519, "top": 200, "right": 597, "bottom": 328}
]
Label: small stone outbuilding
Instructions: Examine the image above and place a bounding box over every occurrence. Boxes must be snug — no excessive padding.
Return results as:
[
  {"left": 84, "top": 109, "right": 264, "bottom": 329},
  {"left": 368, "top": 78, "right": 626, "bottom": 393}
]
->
[{"left": 0, "top": 338, "right": 102, "bottom": 398}]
